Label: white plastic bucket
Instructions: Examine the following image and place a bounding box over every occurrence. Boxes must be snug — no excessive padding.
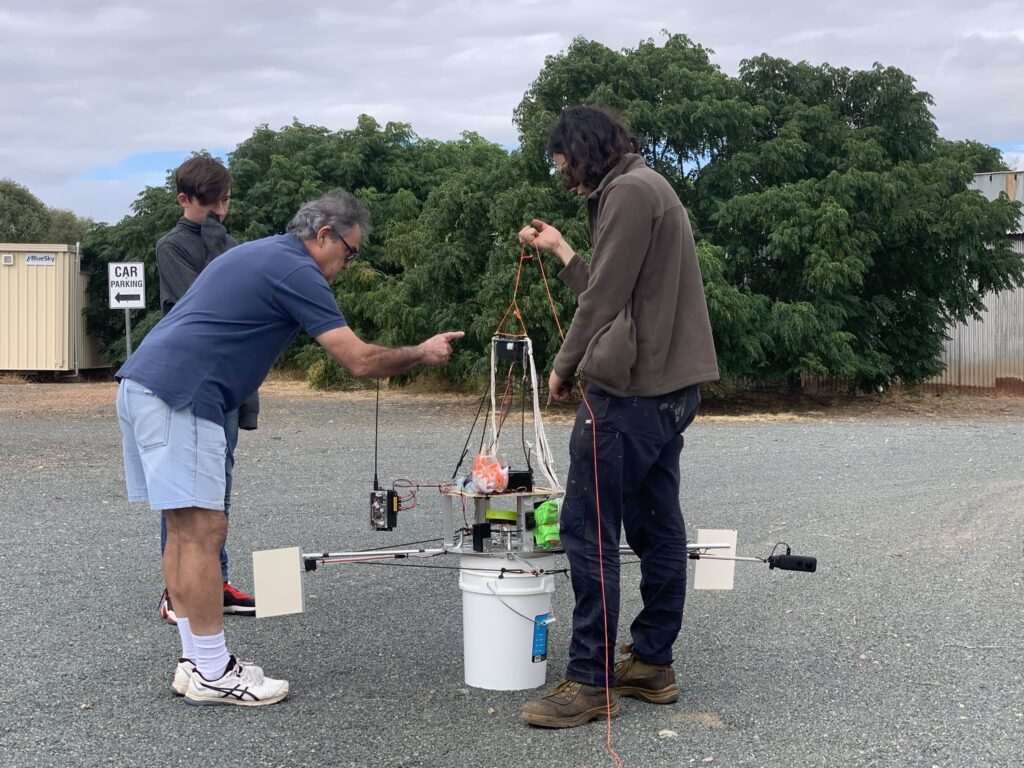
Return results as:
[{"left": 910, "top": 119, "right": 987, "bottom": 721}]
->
[{"left": 459, "top": 553, "right": 556, "bottom": 690}]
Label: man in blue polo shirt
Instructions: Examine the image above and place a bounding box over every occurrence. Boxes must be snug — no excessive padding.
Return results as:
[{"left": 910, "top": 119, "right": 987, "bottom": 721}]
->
[{"left": 116, "top": 191, "right": 463, "bottom": 707}]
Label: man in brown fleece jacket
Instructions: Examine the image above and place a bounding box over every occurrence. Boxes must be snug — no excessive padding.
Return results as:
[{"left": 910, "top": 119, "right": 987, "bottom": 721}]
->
[{"left": 518, "top": 106, "right": 719, "bottom": 728}]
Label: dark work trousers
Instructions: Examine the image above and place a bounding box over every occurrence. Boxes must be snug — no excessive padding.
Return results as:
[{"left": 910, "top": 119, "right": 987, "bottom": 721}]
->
[{"left": 561, "top": 383, "right": 701, "bottom": 688}]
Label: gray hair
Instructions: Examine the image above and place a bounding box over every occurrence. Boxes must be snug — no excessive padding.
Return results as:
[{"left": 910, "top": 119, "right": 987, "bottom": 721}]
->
[{"left": 286, "top": 190, "right": 372, "bottom": 240}]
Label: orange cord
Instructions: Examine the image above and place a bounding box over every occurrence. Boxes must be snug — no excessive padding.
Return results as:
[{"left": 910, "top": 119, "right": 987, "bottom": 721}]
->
[
  {"left": 582, "top": 391, "right": 622, "bottom": 767},
  {"left": 496, "top": 244, "right": 566, "bottom": 343},
  {"left": 494, "top": 248, "right": 532, "bottom": 338},
  {"left": 530, "top": 243, "right": 567, "bottom": 342}
]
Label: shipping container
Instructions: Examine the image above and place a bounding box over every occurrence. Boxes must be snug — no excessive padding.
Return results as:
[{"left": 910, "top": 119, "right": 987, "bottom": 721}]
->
[{"left": 0, "top": 243, "right": 105, "bottom": 373}]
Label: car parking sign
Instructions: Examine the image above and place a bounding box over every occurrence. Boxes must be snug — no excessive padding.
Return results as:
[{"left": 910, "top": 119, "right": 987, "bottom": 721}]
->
[{"left": 108, "top": 262, "right": 146, "bottom": 309}]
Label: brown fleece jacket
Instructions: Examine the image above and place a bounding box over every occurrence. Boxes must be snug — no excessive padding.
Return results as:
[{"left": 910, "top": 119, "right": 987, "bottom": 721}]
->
[{"left": 553, "top": 153, "right": 719, "bottom": 396}]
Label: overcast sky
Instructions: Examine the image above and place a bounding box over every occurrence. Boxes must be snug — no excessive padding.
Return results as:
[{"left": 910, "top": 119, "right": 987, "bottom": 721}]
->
[{"left": 3, "top": 0, "right": 1023, "bottom": 224}]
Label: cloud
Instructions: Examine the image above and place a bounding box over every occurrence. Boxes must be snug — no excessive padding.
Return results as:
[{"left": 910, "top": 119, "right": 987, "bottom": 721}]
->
[
  {"left": 1003, "top": 153, "right": 1024, "bottom": 171},
  {"left": 3, "top": 1, "right": 1024, "bottom": 223}
]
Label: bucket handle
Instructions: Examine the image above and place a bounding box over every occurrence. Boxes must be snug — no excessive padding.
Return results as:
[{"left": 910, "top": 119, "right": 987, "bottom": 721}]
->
[{"left": 485, "top": 581, "right": 556, "bottom": 628}]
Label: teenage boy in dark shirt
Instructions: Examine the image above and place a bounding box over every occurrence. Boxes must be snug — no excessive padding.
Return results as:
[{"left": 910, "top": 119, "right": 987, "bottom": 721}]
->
[{"left": 154, "top": 156, "right": 256, "bottom": 623}]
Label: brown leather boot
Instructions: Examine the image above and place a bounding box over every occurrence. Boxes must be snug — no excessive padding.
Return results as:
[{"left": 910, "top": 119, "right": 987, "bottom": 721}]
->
[
  {"left": 521, "top": 680, "right": 620, "bottom": 728},
  {"left": 613, "top": 644, "right": 679, "bottom": 704}
]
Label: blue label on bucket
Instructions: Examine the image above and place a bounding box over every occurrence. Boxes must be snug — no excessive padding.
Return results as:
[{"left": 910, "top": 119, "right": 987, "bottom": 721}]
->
[{"left": 532, "top": 614, "right": 549, "bottom": 662}]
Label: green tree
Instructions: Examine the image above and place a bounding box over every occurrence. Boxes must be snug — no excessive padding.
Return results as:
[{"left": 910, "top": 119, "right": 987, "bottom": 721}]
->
[
  {"left": 515, "top": 36, "right": 1023, "bottom": 389},
  {"left": 513, "top": 34, "right": 777, "bottom": 380},
  {"left": 514, "top": 33, "right": 756, "bottom": 208},
  {"left": 80, "top": 33, "right": 1023, "bottom": 391},
  {"left": 0, "top": 180, "right": 94, "bottom": 244},
  {"left": 706, "top": 57, "right": 1021, "bottom": 387},
  {"left": 82, "top": 178, "right": 181, "bottom": 363},
  {"left": 0, "top": 179, "right": 50, "bottom": 242},
  {"left": 45, "top": 208, "right": 93, "bottom": 244}
]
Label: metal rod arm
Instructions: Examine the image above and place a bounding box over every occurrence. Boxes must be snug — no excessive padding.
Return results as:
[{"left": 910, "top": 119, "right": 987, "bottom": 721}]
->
[
  {"left": 687, "top": 554, "right": 766, "bottom": 563},
  {"left": 303, "top": 547, "right": 447, "bottom": 564}
]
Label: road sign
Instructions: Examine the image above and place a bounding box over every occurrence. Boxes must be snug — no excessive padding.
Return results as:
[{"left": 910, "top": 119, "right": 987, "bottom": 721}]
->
[{"left": 108, "top": 262, "right": 146, "bottom": 309}]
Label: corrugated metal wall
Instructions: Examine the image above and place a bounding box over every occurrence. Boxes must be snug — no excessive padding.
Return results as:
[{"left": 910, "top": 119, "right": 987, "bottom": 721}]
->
[
  {"left": 971, "top": 171, "right": 1024, "bottom": 230},
  {"left": 925, "top": 174, "right": 1024, "bottom": 392},
  {"left": 75, "top": 269, "right": 103, "bottom": 368},
  {"left": 0, "top": 244, "right": 76, "bottom": 371},
  {"left": 928, "top": 237, "right": 1024, "bottom": 392}
]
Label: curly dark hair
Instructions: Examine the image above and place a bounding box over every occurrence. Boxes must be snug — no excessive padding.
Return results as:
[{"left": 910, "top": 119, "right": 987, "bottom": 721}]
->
[{"left": 547, "top": 106, "right": 639, "bottom": 193}]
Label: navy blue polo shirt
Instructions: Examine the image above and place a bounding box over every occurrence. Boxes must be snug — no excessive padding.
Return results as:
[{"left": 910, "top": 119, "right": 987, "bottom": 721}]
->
[{"left": 117, "top": 234, "right": 346, "bottom": 425}]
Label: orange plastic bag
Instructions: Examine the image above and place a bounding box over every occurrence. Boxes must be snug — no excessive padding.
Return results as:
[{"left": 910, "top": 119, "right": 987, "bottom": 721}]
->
[{"left": 472, "top": 452, "right": 509, "bottom": 493}]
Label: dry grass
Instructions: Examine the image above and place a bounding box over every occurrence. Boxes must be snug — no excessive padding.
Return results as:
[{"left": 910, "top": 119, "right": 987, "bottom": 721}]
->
[
  {"left": 261, "top": 367, "right": 310, "bottom": 384},
  {"left": 2, "top": 375, "right": 1023, "bottom": 423},
  {"left": 699, "top": 387, "right": 1024, "bottom": 422}
]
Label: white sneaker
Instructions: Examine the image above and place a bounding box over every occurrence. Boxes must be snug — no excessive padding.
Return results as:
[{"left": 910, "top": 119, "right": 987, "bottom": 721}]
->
[
  {"left": 172, "top": 658, "right": 196, "bottom": 696},
  {"left": 184, "top": 656, "right": 289, "bottom": 707}
]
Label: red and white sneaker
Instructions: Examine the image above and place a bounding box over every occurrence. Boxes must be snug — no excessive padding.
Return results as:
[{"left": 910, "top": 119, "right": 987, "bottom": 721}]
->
[
  {"left": 223, "top": 582, "right": 256, "bottom": 615},
  {"left": 160, "top": 588, "right": 177, "bottom": 625}
]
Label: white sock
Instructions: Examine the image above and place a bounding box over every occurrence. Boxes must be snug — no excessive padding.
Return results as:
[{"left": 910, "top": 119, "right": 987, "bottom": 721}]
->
[
  {"left": 192, "top": 632, "right": 231, "bottom": 681},
  {"left": 176, "top": 617, "right": 196, "bottom": 661}
]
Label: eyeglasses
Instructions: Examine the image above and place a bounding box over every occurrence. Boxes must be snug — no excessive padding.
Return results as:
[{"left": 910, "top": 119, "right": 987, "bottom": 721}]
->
[{"left": 330, "top": 229, "right": 359, "bottom": 263}]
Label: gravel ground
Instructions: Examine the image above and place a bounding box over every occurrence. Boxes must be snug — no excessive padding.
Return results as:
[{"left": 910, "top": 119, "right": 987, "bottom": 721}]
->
[{"left": 1, "top": 382, "right": 1022, "bottom": 768}]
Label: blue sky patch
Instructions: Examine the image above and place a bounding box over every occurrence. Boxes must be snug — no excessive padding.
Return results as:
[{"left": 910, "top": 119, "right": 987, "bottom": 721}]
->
[{"left": 80, "top": 149, "right": 232, "bottom": 182}]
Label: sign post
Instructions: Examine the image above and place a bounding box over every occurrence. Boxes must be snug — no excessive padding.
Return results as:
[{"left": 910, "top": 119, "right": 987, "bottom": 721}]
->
[{"left": 108, "top": 262, "right": 146, "bottom": 357}]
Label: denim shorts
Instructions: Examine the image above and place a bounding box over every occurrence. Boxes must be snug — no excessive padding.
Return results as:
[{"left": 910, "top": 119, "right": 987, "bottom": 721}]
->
[{"left": 116, "top": 378, "right": 227, "bottom": 511}]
